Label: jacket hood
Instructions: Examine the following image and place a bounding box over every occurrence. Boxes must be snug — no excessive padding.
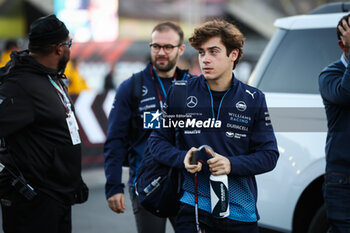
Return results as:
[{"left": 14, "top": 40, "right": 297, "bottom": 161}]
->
[{"left": 0, "top": 50, "right": 61, "bottom": 80}]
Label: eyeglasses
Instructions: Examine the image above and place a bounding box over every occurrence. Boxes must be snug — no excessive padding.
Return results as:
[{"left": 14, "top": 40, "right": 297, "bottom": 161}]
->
[
  {"left": 59, "top": 39, "right": 72, "bottom": 48},
  {"left": 149, "top": 43, "right": 180, "bottom": 53}
]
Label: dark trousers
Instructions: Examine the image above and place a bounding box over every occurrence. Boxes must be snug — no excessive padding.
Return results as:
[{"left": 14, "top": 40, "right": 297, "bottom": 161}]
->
[
  {"left": 1, "top": 190, "right": 72, "bottom": 233},
  {"left": 324, "top": 173, "right": 350, "bottom": 233},
  {"left": 175, "top": 203, "right": 259, "bottom": 233},
  {"left": 129, "top": 187, "right": 176, "bottom": 233}
]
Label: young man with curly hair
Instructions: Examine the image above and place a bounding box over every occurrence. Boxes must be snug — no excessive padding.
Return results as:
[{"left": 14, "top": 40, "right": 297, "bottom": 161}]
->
[{"left": 148, "top": 19, "right": 279, "bottom": 233}]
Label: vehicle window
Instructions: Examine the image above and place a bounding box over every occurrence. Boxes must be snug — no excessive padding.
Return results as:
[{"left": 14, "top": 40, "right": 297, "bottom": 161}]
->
[{"left": 258, "top": 28, "right": 341, "bottom": 94}]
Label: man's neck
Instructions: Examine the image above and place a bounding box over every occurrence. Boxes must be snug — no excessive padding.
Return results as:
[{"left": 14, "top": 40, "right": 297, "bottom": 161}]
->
[
  {"left": 155, "top": 66, "right": 177, "bottom": 78},
  {"left": 207, "top": 73, "right": 233, "bottom": 92},
  {"left": 30, "top": 52, "right": 57, "bottom": 70}
]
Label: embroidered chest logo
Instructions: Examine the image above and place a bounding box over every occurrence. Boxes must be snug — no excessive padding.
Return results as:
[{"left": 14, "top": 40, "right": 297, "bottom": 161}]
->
[
  {"left": 142, "top": 86, "right": 148, "bottom": 97},
  {"left": 187, "top": 96, "right": 198, "bottom": 108},
  {"left": 225, "top": 131, "right": 234, "bottom": 138},
  {"left": 235, "top": 101, "right": 247, "bottom": 112}
]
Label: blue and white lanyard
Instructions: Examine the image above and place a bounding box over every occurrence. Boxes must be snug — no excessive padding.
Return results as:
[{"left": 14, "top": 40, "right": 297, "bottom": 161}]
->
[
  {"left": 192, "top": 82, "right": 231, "bottom": 233},
  {"left": 151, "top": 66, "right": 187, "bottom": 109},
  {"left": 48, "top": 75, "right": 72, "bottom": 115},
  {"left": 205, "top": 82, "right": 231, "bottom": 121}
]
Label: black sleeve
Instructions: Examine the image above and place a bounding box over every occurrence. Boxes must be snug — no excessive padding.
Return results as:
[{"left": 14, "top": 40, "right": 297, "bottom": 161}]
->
[{"left": 0, "top": 81, "right": 35, "bottom": 137}]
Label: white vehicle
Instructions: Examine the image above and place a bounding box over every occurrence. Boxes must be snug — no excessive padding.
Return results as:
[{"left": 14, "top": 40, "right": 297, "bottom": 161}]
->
[{"left": 249, "top": 3, "right": 350, "bottom": 233}]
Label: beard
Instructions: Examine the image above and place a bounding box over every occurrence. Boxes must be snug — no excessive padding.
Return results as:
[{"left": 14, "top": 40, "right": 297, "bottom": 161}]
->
[
  {"left": 57, "top": 54, "right": 70, "bottom": 74},
  {"left": 152, "top": 55, "right": 178, "bottom": 73}
]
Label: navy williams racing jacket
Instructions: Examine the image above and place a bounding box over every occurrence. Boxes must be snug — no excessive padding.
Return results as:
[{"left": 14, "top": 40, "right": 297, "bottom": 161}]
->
[
  {"left": 148, "top": 74, "right": 279, "bottom": 222},
  {"left": 104, "top": 62, "right": 194, "bottom": 199}
]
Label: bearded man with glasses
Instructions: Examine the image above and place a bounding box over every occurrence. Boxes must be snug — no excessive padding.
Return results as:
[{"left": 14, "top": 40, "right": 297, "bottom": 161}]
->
[
  {"left": 0, "top": 15, "right": 88, "bottom": 233},
  {"left": 104, "top": 22, "right": 196, "bottom": 233}
]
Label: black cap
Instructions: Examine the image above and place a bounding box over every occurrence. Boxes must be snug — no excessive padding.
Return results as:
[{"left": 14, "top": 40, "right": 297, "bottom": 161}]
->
[{"left": 29, "top": 14, "right": 69, "bottom": 46}]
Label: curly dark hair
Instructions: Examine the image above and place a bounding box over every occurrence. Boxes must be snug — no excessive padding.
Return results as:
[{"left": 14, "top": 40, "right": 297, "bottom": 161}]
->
[{"left": 189, "top": 19, "right": 245, "bottom": 69}]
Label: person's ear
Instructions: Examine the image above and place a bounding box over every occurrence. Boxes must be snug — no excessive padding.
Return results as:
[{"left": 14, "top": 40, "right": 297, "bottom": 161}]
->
[
  {"left": 178, "top": 44, "right": 186, "bottom": 56},
  {"left": 230, "top": 48, "right": 239, "bottom": 63},
  {"left": 338, "top": 40, "right": 349, "bottom": 57},
  {"left": 338, "top": 40, "right": 345, "bottom": 51},
  {"left": 56, "top": 44, "right": 63, "bottom": 56}
]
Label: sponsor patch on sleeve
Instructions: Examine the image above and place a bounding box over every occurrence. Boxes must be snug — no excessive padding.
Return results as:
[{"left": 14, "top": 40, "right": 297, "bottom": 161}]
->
[{"left": 265, "top": 111, "right": 272, "bottom": 126}]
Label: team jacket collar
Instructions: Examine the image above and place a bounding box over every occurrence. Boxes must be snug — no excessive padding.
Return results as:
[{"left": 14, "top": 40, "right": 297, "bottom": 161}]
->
[
  {"left": 198, "top": 72, "right": 238, "bottom": 91},
  {"left": 340, "top": 53, "right": 348, "bottom": 67}
]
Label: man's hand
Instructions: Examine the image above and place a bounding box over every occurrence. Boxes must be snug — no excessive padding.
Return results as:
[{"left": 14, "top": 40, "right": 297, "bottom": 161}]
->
[
  {"left": 184, "top": 147, "right": 202, "bottom": 173},
  {"left": 339, "top": 18, "right": 350, "bottom": 47},
  {"left": 107, "top": 193, "right": 125, "bottom": 213},
  {"left": 206, "top": 147, "right": 231, "bottom": 175}
]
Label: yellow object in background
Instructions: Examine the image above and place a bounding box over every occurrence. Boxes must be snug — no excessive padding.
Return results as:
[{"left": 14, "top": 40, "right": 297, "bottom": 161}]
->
[
  {"left": 0, "top": 40, "right": 20, "bottom": 67},
  {"left": 65, "top": 58, "right": 89, "bottom": 95},
  {"left": 0, "top": 50, "right": 12, "bottom": 67}
]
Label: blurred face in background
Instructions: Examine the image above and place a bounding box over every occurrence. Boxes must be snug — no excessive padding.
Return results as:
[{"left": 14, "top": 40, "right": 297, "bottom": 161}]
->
[{"left": 150, "top": 29, "right": 185, "bottom": 74}]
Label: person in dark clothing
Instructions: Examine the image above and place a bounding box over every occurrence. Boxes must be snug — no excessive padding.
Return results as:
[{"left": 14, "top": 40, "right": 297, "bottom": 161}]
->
[
  {"left": 319, "top": 14, "right": 350, "bottom": 233},
  {"left": 104, "top": 22, "right": 195, "bottom": 233},
  {"left": 104, "top": 63, "right": 116, "bottom": 91},
  {"left": 0, "top": 15, "right": 88, "bottom": 233},
  {"left": 148, "top": 19, "right": 279, "bottom": 233}
]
